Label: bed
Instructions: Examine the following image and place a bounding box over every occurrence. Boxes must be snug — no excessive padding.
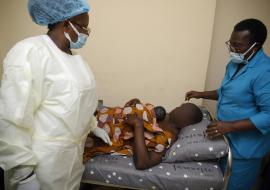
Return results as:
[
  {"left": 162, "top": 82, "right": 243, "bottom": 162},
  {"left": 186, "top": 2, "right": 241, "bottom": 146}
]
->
[{"left": 81, "top": 106, "right": 232, "bottom": 190}]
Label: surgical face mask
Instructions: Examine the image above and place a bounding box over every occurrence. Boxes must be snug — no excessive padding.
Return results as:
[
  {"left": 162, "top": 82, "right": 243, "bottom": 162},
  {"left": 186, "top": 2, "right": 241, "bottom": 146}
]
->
[
  {"left": 229, "top": 42, "right": 257, "bottom": 64},
  {"left": 64, "top": 21, "right": 89, "bottom": 49}
]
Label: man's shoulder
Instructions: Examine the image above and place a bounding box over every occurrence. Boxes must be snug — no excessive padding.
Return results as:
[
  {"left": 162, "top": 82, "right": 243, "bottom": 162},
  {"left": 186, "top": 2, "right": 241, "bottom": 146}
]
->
[
  {"left": 253, "top": 49, "right": 270, "bottom": 68},
  {"left": 253, "top": 56, "right": 270, "bottom": 73}
]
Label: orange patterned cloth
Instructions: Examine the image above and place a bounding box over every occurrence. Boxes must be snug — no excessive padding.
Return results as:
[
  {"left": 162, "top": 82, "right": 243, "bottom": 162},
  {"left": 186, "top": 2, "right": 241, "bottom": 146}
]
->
[{"left": 83, "top": 103, "right": 172, "bottom": 162}]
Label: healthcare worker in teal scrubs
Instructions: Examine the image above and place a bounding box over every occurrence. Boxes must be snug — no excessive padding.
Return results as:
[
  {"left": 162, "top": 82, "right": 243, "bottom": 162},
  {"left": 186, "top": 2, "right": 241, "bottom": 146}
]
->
[{"left": 185, "top": 19, "right": 270, "bottom": 190}]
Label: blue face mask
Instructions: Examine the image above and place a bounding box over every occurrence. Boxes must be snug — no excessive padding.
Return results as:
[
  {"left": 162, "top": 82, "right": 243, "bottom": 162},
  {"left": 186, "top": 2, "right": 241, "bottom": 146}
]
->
[
  {"left": 64, "top": 21, "right": 89, "bottom": 49},
  {"left": 229, "top": 42, "right": 256, "bottom": 64}
]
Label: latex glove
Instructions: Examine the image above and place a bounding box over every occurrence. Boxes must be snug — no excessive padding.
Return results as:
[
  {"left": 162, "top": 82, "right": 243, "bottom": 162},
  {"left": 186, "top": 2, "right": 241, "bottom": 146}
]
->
[
  {"left": 17, "top": 173, "right": 40, "bottom": 190},
  {"left": 92, "top": 127, "right": 112, "bottom": 146}
]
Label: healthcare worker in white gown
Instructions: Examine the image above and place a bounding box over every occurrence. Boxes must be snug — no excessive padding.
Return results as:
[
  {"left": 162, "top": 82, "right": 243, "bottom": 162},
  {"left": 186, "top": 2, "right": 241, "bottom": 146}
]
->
[{"left": 0, "top": 0, "right": 112, "bottom": 189}]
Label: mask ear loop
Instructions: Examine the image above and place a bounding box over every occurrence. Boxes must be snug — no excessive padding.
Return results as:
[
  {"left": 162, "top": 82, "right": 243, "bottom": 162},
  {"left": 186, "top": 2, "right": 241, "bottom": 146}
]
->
[
  {"left": 63, "top": 21, "right": 79, "bottom": 44},
  {"left": 68, "top": 21, "right": 80, "bottom": 36},
  {"left": 246, "top": 50, "right": 255, "bottom": 61},
  {"left": 245, "top": 42, "right": 257, "bottom": 61},
  {"left": 243, "top": 42, "right": 257, "bottom": 56}
]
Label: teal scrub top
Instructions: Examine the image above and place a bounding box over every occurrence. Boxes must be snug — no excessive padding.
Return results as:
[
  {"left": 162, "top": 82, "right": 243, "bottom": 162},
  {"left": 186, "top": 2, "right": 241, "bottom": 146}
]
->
[{"left": 217, "top": 49, "right": 270, "bottom": 159}]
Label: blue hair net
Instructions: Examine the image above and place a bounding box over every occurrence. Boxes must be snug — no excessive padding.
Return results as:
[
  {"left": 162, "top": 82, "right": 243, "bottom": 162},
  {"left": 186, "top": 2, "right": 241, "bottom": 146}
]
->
[{"left": 28, "top": 0, "right": 90, "bottom": 25}]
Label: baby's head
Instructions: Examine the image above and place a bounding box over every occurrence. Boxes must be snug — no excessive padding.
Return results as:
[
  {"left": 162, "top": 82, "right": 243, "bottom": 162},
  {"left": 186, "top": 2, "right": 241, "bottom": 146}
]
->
[
  {"left": 169, "top": 103, "right": 203, "bottom": 128},
  {"left": 154, "top": 106, "right": 167, "bottom": 122}
]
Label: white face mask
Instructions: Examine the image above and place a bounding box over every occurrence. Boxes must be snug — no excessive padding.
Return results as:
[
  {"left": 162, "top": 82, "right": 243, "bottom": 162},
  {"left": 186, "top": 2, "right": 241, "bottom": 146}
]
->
[
  {"left": 229, "top": 42, "right": 257, "bottom": 64},
  {"left": 64, "top": 21, "right": 89, "bottom": 49}
]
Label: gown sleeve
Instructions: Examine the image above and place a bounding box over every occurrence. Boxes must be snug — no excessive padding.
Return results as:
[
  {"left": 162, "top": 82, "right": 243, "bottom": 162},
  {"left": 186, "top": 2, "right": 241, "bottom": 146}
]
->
[{"left": 0, "top": 42, "right": 41, "bottom": 170}]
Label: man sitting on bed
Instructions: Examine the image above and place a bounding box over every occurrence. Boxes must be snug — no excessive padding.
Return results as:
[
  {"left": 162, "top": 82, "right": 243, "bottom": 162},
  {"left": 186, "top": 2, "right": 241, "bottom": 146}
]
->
[{"left": 84, "top": 99, "right": 203, "bottom": 170}]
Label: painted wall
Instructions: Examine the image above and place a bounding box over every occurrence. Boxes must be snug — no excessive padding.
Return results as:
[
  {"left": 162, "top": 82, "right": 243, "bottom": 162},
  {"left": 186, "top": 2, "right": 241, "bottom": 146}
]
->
[{"left": 0, "top": 0, "right": 216, "bottom": 111}]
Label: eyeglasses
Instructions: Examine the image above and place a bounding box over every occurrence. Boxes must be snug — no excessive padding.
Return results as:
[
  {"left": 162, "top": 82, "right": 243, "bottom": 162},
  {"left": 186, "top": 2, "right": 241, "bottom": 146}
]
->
[
  {"left": 70, "top": 21, "right": 91, "bottom": 34},
  {"left": 225, "top": 40, "right": 250, "bottom": 53}
]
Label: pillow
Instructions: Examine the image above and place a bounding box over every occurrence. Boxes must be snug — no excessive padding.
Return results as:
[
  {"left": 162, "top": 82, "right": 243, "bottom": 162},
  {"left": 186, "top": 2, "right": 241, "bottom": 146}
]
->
[{"left": 163, "top": 118, "right": 229, "bottom": 162}]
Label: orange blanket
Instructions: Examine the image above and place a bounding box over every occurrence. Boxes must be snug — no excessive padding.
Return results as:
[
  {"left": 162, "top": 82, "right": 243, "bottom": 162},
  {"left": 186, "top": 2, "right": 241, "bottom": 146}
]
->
[{"left": 83, "top": 103, "right": 172, "bottom": 162}]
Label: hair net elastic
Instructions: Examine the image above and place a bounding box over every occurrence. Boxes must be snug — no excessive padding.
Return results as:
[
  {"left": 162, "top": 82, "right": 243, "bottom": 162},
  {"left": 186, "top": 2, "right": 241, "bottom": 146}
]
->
[{"left": 28, "top": 0, "right": 90, "bottom": 26}]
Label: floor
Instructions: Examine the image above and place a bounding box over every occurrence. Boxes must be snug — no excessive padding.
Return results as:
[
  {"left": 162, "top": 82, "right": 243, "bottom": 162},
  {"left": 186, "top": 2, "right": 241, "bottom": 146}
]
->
[{"left": 80, "top": 183, "right": 132, "bottom": 190}]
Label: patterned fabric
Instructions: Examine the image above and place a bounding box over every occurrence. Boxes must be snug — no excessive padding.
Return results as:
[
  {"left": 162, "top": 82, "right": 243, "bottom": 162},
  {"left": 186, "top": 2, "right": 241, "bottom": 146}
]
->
[{"left": 84, "top": 103, "right": 172, "bottom": 162}]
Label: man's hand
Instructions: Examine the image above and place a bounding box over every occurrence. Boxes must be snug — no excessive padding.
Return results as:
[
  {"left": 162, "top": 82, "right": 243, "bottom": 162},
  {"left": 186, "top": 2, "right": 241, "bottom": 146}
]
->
[
  {"left": 92, "top": 127, "right": 112, "bottom": 146},
  {"left": 185, "top": 91, "right": 202, "bottom": 101},
  {"left": 206, "top": 121, "right": 232, "bottom": 139},
  {"left": 185, "top": 90, "right": 219, "bottom": 101}
]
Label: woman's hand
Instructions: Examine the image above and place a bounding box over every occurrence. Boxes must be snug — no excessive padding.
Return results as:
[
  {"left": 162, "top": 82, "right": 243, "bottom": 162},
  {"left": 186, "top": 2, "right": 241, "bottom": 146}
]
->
[
  {"left": 185, "top": 91, "right": 202, "bottom": 101},
  {"left": 92, "top": 127, "right": 112, "bottom": 146},
  {"left": 124, "top": 115, "right": 143, "bottom": 127},
  {"left": 205, "top": 121, "right": 232, "bottom": 139}
]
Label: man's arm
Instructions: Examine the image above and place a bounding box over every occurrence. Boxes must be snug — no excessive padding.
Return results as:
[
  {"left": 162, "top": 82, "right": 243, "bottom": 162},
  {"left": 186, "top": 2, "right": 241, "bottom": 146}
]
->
[
  {"left": 207, "top": 68, "right": 270, "bottom": 138},
  {"left": 206, "top": 119, "right": 257, "bottom": 139},
  {"left": 185, "top": 90, "right": 218, "bottom": 101},
  {"left": 124, "top": 116, "right": 165, "bottom": 170}
]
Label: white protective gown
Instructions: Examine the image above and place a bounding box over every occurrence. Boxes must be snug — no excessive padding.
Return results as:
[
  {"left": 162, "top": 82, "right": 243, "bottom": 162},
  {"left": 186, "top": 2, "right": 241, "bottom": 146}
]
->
[{"left": 0, "top": 35, "right": 98, "bottom": 190}]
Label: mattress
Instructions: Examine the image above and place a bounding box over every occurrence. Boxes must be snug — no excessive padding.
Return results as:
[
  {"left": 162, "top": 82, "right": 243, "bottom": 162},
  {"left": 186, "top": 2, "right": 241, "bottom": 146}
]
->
[{"left": 82, "top": 155, "right": 224, "bottom": 190}]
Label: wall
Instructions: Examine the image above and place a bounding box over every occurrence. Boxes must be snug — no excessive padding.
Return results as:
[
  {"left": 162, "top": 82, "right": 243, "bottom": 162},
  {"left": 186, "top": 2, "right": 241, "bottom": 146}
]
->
[
  {"left": 0, "top": 0, "right": 46, "bottom": 73},
  {"left": 0, "top": 0, "right": 216, "bottom": 111},
  {"left": 204, "top": 0, "right": 270, "bottom": 115}
]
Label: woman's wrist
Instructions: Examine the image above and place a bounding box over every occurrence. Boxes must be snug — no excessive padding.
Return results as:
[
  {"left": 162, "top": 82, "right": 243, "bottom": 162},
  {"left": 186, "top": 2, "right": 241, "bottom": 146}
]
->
[
  {"left": 135, "top": 121, "right": 144, "bottom": 128},
  {"left": 134, "top": 119, "right": 144, "bottom": 128}
]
